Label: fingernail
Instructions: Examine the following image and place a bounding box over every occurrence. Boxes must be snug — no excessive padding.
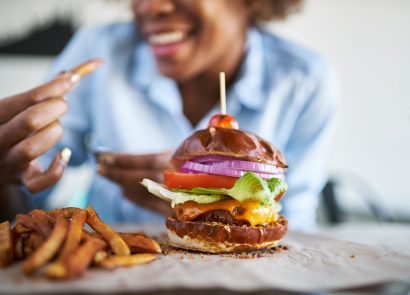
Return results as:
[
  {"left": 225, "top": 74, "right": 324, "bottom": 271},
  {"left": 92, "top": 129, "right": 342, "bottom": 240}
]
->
[
  {"left": 97, "top": 164, "right": 106, "bottom": 175},
  {"left": 61, "top": 148, "right": 72, "bottom": 165},
  {"left": 99, "top": 154, "right": 114, "bottom": 165},
  {"left": 70, "top": 73, "right": 81, "bottom": 84}
]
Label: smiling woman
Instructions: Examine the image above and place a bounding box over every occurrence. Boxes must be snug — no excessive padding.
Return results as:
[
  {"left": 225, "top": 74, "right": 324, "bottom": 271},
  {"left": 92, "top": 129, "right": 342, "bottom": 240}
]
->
[
  {"left": 0, "top": 0, "right": 339, "bottom": 230},
  {"left": 132, "top": 0, "right": 250, "bottom": 84},
  {"left": 132, "top": 0, "right": 302, "bottom": 83}
]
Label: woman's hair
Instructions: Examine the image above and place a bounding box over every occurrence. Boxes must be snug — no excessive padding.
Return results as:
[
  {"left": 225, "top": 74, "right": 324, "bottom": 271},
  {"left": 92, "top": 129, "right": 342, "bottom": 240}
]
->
[{"left": 247, "top": 0, "right": 304, "bottom": 24}]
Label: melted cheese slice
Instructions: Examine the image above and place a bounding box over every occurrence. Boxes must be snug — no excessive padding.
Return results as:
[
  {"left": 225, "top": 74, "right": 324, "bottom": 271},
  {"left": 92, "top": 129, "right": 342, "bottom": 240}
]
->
[{"left": 173, "top": 199, "right": 278, "bottom": 226}]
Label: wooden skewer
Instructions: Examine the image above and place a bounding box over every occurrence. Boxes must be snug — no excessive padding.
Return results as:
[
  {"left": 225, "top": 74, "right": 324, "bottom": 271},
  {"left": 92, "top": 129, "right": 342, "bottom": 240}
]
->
[{"left": 219, "top": 72, "right": 227, "bottom": 115}]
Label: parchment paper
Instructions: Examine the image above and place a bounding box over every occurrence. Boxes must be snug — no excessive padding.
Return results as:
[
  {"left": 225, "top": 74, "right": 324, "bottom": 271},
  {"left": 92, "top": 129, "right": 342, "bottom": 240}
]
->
[{"left": 1, "top": 224, "right": 410, "bottom": 294}]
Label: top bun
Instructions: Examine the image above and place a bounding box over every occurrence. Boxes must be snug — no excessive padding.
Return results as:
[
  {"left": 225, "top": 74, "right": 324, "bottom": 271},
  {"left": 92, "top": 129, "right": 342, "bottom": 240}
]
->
[{"left": 172, "top": 127, "right": 287, "bottom": 168}]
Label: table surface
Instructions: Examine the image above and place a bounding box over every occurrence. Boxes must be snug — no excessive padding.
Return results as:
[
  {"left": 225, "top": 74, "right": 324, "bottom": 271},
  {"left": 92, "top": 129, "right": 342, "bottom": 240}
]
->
[
  {"left": 1, "top": 222, "right": 409, "bottom": 295},
  {"left": 314, "top": 223, "right": 410, "bottom": 295},
  {"left": 315, "top": 222, "right": 410, "bottom": 256}
]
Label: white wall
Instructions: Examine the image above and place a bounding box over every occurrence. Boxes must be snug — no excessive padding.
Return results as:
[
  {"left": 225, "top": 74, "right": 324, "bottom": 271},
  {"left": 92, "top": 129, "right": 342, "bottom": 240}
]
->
[
  {"left": 0, "top": 0, "right": 409, "bottom": 216},
  {"left": 0, "top": 56, "right": 53, "bottom": 96}
]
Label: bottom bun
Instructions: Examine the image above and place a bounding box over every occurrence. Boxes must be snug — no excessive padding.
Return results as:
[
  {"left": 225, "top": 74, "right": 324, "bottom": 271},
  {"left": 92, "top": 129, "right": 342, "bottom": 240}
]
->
[{"left": 166, "top": 216, "right": 288, "bottom": 253}]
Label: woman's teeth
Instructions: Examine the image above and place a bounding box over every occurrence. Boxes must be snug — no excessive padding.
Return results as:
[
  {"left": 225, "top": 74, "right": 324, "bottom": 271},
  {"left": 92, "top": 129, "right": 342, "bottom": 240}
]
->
[{"left": 148, "top": 31, "right": 186, "bottom": 45}]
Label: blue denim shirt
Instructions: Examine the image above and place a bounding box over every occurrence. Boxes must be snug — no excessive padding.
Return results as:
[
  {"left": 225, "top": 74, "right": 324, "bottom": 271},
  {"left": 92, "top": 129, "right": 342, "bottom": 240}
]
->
[{"left": 34, "top": 23, "right": 338, "bottom": 230}]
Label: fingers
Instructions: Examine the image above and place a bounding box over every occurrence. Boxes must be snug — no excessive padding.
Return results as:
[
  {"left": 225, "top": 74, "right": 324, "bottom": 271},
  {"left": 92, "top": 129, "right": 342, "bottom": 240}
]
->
[
  {"left": 22, "top": 148, "right": 71, "bottom": 194},
  {"left": 98, "top": 166, "right": 163, "bottom": 188},
  {"left": 0, "top": 79, "right": 71, "bottom": 124},
  {"left": 0, "top": 59, "right": 103, "bottom": 124},
  {"left": 96, "top": 151, "right": 173, "bottom": 216},
  {"left": 98, "top": 150, "right": 173, "bottom": 169},
  {"left": 0, "top": 97, "right": 67, "bottom": 152},
  {"left": 2, "top": 121, "right": 64, "bottom": 171},
  {"left": 122, "top": 188, "right": 173, "bottom": 217}
]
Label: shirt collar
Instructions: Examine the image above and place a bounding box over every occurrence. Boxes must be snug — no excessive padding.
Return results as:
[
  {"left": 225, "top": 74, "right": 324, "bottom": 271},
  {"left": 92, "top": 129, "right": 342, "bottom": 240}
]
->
[
  {"left": 130, "top": 27, "right": 266, "bottom": 114},
  {"left": 130, "top": 41, "right": 182, "bottom": 115},
  {"left": 130, "top": 41, "right": 156, "bottom": 89}
]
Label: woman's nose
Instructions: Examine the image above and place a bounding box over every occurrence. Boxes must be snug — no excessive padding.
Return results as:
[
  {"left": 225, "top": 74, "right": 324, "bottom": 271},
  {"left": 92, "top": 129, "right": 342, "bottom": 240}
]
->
[{"left": 133, "top": 0, "right": 176, "bottom": 18}]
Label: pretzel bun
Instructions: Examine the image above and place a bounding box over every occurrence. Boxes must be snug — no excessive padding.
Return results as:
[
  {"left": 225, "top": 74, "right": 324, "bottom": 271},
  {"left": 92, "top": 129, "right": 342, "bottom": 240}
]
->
[
  {"left": 171, "top": 127, "right": 287, "bottom": 168},
  {"left": 166, "top": 217, "right": 288, "bottom": 253}
]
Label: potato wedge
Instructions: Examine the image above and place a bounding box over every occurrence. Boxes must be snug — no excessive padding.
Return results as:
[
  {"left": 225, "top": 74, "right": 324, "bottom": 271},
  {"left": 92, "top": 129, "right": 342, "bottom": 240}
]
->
[
  {"left": 29, "top": 209, "right": 55, "bottom": 225},
  {"left": 22, "top": 234, "right": 45, "bottom": 259},
  {"left": 119, "top": 233, "right": 162, "bottom": 254},
  {"left": 48, "top": 236, "right": 106, "bottom": 279},
  {"left": 23, "top": 236, "right": 37, "bottom": 259},
  {"left": 57, "top": 209, "right": 87, "bottom": 262},
  {"left": 93, "top": 250, "right": 108, "bottom": 265},
  {"left": 85, "top": 208, "right": 130, "bottom": 255},
  {"left": 0, "top": 221, "right": 13, "bottom": 267},
  {"left": 98, "top": 253, "right": 156, "bottom": 270},
  {"left": 4, "top": 207, "right": 162, "bottom": 279},
  {"left": 69, "top": 59, "right": 104, "bottom": 79},
  {"left": 47, "top": 207, "right": 83, "bottom": 219},
  {"left": 87, "top": 231, "right": 161, "bottom": 254},
  {"left": 12, "top": 223, "right": 32, "bottom": 235},
  {"left": 66, "top": 236, "right": 106, "bottom": 278},
  {"left": 29, "top": 209, "right": 55, "bottom": 234},
  {"left": 16, "top": 214, "right": 52, "bottom": 238},
  {"left": 45, "top": 209, "right": 87, "bottom": 278},
  {"left": 22, "top": 215, "right": 68, "bottom": 275},
  {"left": 14, "top": 235, "right": 25, "bottom": 260},
  {"left": 25, "top": 233, "right": 45, "bottom": 254},
  {"left": 45, "top": 262, "right": 67, "bottom": 279}
]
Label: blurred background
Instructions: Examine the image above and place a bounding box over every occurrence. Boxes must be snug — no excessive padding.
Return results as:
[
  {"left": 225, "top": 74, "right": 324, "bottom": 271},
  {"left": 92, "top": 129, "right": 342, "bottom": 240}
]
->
[{"left": 0, "top": 0, "right": 409, "bottom": 225}]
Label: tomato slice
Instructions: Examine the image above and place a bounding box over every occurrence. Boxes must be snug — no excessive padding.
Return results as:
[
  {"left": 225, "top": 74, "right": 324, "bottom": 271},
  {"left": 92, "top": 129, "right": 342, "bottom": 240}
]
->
[
  {"left": 275, "top": 191, "right": 285, "bottom": 202},
  {"left": 164, "top": 170, "right": 238, "bottom": 190}
]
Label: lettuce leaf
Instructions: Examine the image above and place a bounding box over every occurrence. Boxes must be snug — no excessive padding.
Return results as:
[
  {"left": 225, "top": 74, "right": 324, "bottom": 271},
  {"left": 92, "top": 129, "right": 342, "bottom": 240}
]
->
[
  {"left": 172, "top": 172, "right": 287, "bottom": 204},
  {"left": 141, "top": 179, "right": 227, "bottom": 207},
  {"left": 266, "top": 177, "right": 288, "bottom": 199},
  {"left": 142, "top": 172, "right": 287, "bottom": 208}
]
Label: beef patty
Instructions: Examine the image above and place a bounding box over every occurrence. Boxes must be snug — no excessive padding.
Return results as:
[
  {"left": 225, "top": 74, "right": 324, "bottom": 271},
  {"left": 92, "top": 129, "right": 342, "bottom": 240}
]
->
[{"left": 193, "top": 210, "right": 250, "bottom": 226}]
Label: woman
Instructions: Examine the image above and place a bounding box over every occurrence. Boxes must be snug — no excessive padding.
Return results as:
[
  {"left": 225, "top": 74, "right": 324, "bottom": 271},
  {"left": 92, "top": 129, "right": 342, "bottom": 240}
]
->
[{"left": 0, "top": 0, "right": 338, "bottom": 229}]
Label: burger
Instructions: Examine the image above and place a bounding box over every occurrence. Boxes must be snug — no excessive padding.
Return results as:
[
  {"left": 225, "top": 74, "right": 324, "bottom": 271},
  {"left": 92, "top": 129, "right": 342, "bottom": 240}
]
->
[{"left": 142, "top": 114, "right": 288, "bottom": 253}]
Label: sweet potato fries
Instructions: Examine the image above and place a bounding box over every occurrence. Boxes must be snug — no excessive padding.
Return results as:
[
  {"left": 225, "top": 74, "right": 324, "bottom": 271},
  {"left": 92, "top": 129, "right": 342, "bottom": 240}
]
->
[{"left": 0, "top": 208, "right": 161, "bottom": 279}]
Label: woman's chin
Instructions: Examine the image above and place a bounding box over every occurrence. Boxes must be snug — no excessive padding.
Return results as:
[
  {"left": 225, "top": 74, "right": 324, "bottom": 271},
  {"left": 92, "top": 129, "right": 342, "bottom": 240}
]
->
[{"left": 156, "top": 63, "right": 198, "bottom": 83}]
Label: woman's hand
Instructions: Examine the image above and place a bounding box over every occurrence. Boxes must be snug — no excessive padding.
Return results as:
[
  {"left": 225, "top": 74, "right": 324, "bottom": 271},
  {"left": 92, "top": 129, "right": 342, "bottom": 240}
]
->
[
  {"left": 0, "top": 59, "right": 103, "bottom": 194},
  {"left": 96, "top": 151, "right": 174, "bottom": 216}
]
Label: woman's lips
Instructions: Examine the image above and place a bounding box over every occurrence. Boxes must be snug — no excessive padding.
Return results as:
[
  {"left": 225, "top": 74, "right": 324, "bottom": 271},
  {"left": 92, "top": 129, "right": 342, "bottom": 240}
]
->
[{"left": 147, "top": 30, "right": 191, "bottom": 58}]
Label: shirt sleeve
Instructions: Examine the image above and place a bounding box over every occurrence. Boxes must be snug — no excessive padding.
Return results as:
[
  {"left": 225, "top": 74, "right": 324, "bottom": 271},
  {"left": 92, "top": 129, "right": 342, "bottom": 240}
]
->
[
  {"left": 23, "top": 26, "right": 101, "bottom": 209},
  {"left": 281, "top": 62, "right": 340, "bottom": 231}
]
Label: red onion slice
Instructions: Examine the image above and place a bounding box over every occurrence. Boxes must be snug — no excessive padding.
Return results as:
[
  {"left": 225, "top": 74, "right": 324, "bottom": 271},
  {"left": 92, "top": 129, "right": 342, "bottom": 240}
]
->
[
  {"left": 180, "top": 161, "right": 283, "bottom": 180},
  {"left": 191, "top": 156, "right": 284, "bottom": 174}
]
